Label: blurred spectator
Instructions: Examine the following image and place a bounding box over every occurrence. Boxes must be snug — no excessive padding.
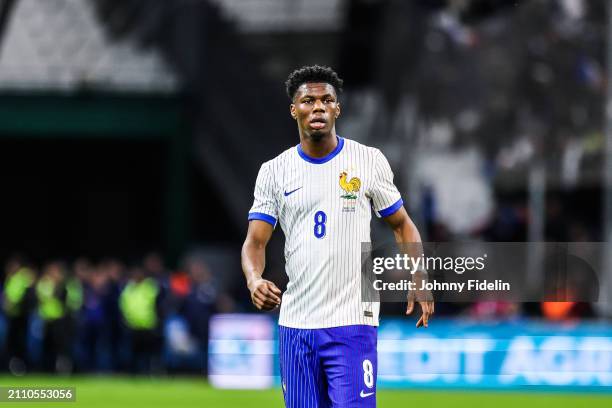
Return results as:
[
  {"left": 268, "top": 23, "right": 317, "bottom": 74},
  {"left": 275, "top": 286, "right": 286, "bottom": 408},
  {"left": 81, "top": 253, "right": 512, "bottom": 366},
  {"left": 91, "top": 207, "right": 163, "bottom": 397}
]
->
[
  {"left": 119, "top": 265, "right": 162, "bottom": 374},
  {"left": 181, "top": 254, "right": 234, "bottom": 374},
  {"left": 73, "top": 257, "right": 94, "bottom": 286},
  {"left": 77, "top": 262, "right": 111, "bottom": 372},
  {"left": 36, "top": 261, "right": 82, "bottom": 373},
  {"left": 100, "top": 258, "right": 125, "bottom": 371},
  {"left": 2, "top": 255, "right": 35, "bottom": 375},
  {"left": 143, "top": 252, "right": 170, "bottom": 292}
]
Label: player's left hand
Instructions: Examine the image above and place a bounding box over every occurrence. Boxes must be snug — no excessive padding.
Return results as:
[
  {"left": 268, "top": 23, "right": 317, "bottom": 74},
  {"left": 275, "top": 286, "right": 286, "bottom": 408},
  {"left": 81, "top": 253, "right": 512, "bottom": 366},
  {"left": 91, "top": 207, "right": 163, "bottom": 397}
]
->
[{"left": 406, "top": 299, "right": 434, "bottom": 328}]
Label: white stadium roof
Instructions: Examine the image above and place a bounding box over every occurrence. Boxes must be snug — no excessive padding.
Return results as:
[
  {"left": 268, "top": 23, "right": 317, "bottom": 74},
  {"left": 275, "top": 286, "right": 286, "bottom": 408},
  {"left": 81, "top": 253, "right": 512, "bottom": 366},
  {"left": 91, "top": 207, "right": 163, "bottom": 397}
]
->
[
  {"left": 208, "top": 0, "right": 346, "bottom": 33},
  {"left": 0, "top": 0, "right": 178, "bottom": 92}
]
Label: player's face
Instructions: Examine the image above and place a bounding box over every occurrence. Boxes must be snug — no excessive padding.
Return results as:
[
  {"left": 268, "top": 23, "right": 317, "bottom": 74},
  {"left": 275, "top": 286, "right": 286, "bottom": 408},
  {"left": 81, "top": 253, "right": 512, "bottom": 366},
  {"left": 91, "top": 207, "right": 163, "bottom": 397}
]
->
[{"left": 290, "top": 83, "right": 340, "bottom": 141}]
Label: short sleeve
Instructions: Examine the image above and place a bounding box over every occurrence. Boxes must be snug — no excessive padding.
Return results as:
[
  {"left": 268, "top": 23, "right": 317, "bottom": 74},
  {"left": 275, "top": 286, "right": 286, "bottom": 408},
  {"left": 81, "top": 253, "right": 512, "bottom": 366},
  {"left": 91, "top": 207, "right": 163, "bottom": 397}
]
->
[
  {"left": 370, "top": 150, "right": 403, "bottom": 218},
  {"left": 248, "top": 162, "right": 278, "bottom": 227}
]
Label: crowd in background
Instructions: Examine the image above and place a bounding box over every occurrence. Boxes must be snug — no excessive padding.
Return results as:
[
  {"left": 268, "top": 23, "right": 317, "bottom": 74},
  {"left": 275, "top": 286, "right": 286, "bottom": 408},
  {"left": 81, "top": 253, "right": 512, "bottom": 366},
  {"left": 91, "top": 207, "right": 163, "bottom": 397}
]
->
[{"left": 1, "top": 252, "right": 236, "bottom": 376}]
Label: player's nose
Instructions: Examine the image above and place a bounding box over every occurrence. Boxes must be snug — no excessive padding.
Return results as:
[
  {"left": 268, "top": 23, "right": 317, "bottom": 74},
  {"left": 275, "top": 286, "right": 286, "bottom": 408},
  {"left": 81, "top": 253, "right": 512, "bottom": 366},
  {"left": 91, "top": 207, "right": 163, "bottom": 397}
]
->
[{"left": 313, "top": 99, "right": 325, "bottom": 111}]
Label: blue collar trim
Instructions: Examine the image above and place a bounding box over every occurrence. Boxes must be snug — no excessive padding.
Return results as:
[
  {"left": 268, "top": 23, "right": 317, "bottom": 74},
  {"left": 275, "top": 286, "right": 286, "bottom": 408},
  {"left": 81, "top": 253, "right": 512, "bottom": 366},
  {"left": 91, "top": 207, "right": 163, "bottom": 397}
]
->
[{"left": 297, "top": 136, "right": 344, "bottom": 164}]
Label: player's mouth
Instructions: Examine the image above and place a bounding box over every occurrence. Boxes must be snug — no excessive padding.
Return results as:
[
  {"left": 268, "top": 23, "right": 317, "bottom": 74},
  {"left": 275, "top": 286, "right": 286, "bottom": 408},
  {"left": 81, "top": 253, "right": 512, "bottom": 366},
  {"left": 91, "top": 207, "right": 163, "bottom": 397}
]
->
[{"left": 309, "top": 118, "right": 327, "bottom": 130}]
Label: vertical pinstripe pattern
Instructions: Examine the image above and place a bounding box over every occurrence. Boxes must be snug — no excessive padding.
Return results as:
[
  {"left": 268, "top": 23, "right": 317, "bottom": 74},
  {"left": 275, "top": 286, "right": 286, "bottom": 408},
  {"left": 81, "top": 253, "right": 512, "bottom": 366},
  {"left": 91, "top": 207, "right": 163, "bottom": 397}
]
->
[
  {"left": 279, "top": 325, "right": 377, "bottom": 407},
  {"left": 249, "top": 137, "right": 402, "bottom": 329},
  {"left": 250, "top": 161, "right": 279, "bottom": 221},
  {"left": 279, "top": 326, "right": 329, "bottom": 407}
]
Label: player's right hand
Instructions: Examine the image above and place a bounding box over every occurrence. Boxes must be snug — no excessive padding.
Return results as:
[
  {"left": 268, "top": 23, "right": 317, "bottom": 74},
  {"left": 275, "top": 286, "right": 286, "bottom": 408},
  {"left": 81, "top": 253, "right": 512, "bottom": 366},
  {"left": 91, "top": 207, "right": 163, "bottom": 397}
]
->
[{"left": 248, "top": 278, "right": 282, "bottom": 311}]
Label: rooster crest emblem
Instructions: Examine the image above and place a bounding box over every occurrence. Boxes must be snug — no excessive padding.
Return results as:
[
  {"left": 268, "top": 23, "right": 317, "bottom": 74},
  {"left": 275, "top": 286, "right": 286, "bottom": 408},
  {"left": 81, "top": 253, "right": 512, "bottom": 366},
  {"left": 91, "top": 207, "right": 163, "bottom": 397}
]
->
[{"left": 339, "top": 171, "right": 361, "bottom": 200}]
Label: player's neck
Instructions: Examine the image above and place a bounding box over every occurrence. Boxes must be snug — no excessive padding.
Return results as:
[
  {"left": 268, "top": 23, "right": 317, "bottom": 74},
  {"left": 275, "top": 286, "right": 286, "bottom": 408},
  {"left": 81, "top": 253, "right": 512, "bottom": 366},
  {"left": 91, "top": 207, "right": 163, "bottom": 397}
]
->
[{"left": 299, "top": 131, "right": 338, "bottom": 159}]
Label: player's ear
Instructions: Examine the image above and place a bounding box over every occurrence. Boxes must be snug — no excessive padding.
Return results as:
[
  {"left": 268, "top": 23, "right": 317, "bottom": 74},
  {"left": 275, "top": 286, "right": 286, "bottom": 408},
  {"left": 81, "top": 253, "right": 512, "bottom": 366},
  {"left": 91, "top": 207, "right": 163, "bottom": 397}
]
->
[
  {"left": 335, "top": 102, "right": 341, "bottom": 119},
  {"left": 290, "top": 104, "right": 297, "bottom": 120}
]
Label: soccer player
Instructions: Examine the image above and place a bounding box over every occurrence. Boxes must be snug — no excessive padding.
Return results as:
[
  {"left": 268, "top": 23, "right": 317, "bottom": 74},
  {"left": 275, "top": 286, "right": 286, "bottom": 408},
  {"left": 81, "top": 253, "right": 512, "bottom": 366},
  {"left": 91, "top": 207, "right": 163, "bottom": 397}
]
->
[{"left": 241, "top": 65, "right": 434, "bottom": 407}]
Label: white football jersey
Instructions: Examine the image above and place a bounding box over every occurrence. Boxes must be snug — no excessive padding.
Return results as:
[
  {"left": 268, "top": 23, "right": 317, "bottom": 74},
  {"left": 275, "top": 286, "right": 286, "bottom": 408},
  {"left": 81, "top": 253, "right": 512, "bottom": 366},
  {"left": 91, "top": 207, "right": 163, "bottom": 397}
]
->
[{"left": 248, "top": 136, "right": 403, "bottom": 328}]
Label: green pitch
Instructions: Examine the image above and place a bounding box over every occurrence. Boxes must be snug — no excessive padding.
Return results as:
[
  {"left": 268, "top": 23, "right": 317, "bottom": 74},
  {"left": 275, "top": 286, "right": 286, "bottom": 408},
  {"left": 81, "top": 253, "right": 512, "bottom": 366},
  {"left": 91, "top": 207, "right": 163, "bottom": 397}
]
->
[{"left": 0, "top": 376, "right": 609, "bottom": 408}]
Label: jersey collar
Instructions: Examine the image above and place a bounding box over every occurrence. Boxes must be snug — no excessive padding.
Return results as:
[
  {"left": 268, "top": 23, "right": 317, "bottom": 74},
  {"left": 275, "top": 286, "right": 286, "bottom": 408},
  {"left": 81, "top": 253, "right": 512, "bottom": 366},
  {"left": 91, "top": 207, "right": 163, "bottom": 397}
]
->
[{"left": 297, "top": 136, "right": 344, "bottom": 164}]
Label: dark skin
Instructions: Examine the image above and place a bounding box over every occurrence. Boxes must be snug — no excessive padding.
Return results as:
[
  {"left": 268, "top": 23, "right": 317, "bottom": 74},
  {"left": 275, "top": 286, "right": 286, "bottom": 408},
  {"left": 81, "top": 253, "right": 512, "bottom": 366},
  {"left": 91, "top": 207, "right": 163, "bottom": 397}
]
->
[
  {"left": 290, "top": 82, "right": 340, "bottom": 158},
  {"left": 241, "top": 81, "right": 434, "bottom": 328}
]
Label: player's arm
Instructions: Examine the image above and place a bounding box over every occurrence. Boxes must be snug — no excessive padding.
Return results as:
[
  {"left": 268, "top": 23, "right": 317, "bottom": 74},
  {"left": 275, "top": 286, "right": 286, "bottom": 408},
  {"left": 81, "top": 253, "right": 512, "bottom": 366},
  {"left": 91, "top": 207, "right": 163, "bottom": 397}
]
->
[
  {"left": 383, "top": 206, "right": 435, "bottom": 328},
  {"left": 241, "top": 220, "right": 282, "bottom": 311}
]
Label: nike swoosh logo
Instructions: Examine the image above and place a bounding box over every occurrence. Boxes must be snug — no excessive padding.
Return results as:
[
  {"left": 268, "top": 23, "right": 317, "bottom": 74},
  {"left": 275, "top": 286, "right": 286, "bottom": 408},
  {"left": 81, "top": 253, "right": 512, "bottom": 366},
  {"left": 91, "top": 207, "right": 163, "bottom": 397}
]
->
[
  {"left": 284, "top": 187, "right": 302, "bottom": 197},
  {"left": 360, "top": 390, "right": 375, "bottom": 398}
]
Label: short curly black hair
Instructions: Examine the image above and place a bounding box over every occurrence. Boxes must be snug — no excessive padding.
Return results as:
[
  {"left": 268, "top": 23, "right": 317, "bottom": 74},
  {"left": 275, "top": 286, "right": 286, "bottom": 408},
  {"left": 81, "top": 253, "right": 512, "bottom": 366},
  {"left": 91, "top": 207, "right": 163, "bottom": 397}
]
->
[{"left": 285, "top": 65, "right": 344, "bottom": 101}]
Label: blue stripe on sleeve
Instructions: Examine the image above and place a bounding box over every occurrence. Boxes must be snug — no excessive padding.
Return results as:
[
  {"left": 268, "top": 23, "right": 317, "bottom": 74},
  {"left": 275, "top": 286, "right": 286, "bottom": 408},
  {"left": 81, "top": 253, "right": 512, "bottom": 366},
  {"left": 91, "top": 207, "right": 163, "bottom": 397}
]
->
[
  {"left": 248, "top": 212, "right": 277, "bottom": 227},
  {"left": 378, "top": 198, "right": 403, "bottom": 217}
]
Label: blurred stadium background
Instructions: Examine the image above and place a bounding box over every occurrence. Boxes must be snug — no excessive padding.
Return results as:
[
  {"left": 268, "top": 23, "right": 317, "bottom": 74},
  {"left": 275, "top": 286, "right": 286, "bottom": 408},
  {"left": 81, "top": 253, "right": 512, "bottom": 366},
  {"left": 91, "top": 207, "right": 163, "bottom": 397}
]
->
[{"left": 0, "top": 0, "right": 611, "bottom": 406}]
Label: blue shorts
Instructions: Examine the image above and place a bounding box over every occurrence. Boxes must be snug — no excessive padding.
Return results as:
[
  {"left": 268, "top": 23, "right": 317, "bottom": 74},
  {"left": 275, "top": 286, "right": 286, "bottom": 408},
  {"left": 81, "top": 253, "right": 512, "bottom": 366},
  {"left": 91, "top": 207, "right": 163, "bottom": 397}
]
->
[{"left": 279, "top": 325, "right": 377, "bottom": 408}]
